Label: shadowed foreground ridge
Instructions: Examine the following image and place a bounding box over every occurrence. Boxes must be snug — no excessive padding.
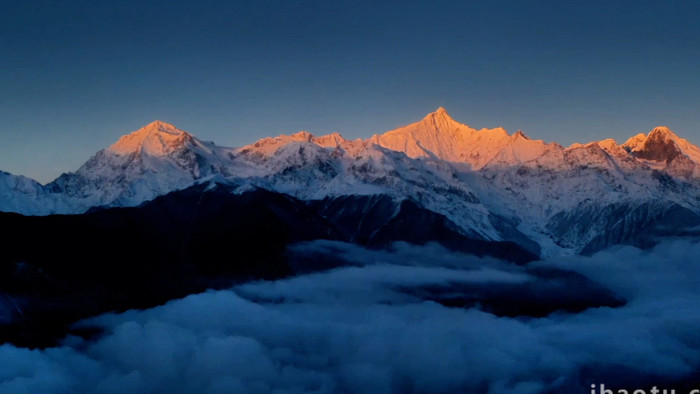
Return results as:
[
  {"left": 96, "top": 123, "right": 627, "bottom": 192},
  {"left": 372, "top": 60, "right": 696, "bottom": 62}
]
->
[{"left": 0, "top": 182, "right": 539, "bottom": 348}]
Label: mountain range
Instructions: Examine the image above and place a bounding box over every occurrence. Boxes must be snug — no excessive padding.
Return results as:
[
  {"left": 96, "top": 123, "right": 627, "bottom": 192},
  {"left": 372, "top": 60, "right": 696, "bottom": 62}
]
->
[
  {"left": 5, "top": 107, "right": 700, "bottom": 347},
  {"left": 3, "top": 108, "right": 700, "bottom": 258}
]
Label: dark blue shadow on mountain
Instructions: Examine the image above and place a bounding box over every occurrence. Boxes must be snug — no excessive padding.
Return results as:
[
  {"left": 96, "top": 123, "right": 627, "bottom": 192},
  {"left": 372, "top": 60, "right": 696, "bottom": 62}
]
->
[{"left": 0, "top": 182, "right": 533, "bottom": 348}]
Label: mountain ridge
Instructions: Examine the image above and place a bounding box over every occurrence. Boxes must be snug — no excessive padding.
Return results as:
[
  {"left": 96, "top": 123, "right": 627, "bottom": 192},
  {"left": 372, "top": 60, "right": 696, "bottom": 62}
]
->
[{"left": 2, "top": 108, "right": 700, "bottom": 256}]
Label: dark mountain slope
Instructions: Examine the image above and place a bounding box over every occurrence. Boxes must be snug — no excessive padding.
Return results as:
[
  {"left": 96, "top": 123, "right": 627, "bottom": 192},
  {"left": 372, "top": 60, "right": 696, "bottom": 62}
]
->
[
  {"left": 0, "top": 182, "right": 536, "bottom": 347},
  {"left": 0, "top": 183, "right": 337, "bottom": 347}
]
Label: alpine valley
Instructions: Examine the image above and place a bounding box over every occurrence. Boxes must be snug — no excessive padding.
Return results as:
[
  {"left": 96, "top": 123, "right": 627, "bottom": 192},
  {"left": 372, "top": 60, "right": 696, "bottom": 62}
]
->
[{"left": 2, "top": 108, "right": 700, "bottom": 347}]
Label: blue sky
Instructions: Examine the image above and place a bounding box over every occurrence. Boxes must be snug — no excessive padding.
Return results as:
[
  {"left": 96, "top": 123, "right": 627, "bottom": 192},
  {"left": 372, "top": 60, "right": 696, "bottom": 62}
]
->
[{"left": 2, "top": 0, "right": 700, "bottom": 183}]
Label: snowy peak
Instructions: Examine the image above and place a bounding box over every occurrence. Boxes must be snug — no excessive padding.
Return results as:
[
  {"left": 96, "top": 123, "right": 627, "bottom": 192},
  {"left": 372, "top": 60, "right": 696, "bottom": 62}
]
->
[
  {"left": 109, "top": 120, "right": 193, "bottom": 156},
  {"left": 636, "top": 127, "right": 683, "bottom": 163},
  {"left": 242, "top": 131, "right": 325, "bottom": 157},
  {"left": 485, "top": 131, "right": 561, "bottom": 168},
  {"left": 584, "top": 139, "right": 636, "bottom": 163},
  {"left": 313, "top": 132, "right": 345, "bottom": 147},
  {"left": 44, "top": 120, "right": 236, "bottom": 212},
  {"left": 144, "top": 120, "right": 182, "bottom": 134},
  {"left": 622, "top": 126, "right": 700, "bottom": 164},
  {"left": 621, "top": 133, "right": 647, "bottom": 151},
  {"left": 593, "top": 138, "right": 619, "bottom": 151},
  {"left": 434, "top": 106, "right": 448, "bottom": 115},
  {"left": 290, "top": 131, "right": 314, "bottom": 142},
  {"left": 370, "top": 107, "right": 475, "bottom": 155},
  {"left": 649, "top": 126, "right": 678, "bottom": 139},
  {"left": 422, "top": 106, "right": 458, "bottom": 127},
  {"left": 238, "top": 129, "right": 369, "bottom": 165},
  {"left": 312, "top": 132, "right": 366, "bottom": 155},
  {"left": 370, "top": 108, "right": 511, "bottom": 168},
  {"left": 0, "top": 171, "right": 61, "bottom": 215},
  {"left": 511, "top": 130, "right": 529, "bottom": 140}
]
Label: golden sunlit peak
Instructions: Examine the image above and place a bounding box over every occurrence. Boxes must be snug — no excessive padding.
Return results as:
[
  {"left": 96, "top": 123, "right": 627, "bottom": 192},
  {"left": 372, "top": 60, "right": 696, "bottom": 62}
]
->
[
  {"left": 422, "top": 107, "right": 456, "bottom": 124},
  {"left": 512, "top": 130, "right": 530, "bottom": 140},
  {"left": 430, "top": 107, "right": 451, "bottom": 118},
  {"left": 109, "top": 121, "right": 191, "bottom": 156},
  {"left": 141, "top": 120, "right": 180, "bottom": 133},
  {"left": 132, "top": 120, "right": 190, "bottom": 139},
  {"left": 290, "top": 131, "right": 314, "bottom": 141},
  {"left": 648, "top": 126, "right": 677, "bottom": 139}
]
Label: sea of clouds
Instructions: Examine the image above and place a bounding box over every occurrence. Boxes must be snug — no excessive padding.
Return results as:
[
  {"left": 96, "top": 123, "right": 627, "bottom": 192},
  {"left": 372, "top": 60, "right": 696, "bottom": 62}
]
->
[{"left": 2, "top": 239, "right": 700, "bottom": 393}]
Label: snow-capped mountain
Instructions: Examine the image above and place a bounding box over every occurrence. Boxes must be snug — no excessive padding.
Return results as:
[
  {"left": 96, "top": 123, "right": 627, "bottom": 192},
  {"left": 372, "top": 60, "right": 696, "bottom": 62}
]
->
[
  {"left": 3, "top": 109, "right": 700, "bottom": 256},
  {"left": 369, "top": 107, "right": 513, "bottom": 169},
  {"left": 621, "top": 126, "right": 700, "bottom": 178},
  {"left": 45, "top": 121, "right": 237, "bottom": 212},
  {"left": 0, "top": 171, "right": 65, "bottom": 215},
  {"left": 363, "top": 109, "right": 700, "bottom": 254},
  {"left": 232, "top": 131, "right": 496, "bottom": 240}
]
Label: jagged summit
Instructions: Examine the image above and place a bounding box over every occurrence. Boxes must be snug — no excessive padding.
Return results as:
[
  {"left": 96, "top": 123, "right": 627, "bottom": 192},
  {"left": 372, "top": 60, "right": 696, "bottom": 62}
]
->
[
  {"left": 419, "top": 107, "right": 460, "bottom": 129},
  {"left": 426, "top": 106, "right": 452, "bottom": 119},
  {"left": 285, "top": 131, "right": 317, "bottom": 143},
  {"left": 109, "top": 121, "right": 193, "bottom": 156},
  {"left": 144, "top": 120, "right": 181, "bottom": 132},
  {"left": 369, "top": 108, "right": 511, "bottom": 168},
  {"left": 621, "top": 126, "right": 700, "bottom": 165},
  {"left": 313, "top": 132, "right": 354, "bottom": 149},
  {"left": 621, "top": 133, "right": 648, "bottom": 157},
  {"left": 512, "top": 130, "right": 529, "bottom": 140},
  {"left": 623, "top": 127, "right": 680, "bottom": 150},
  {"left": 647, "top": 126, "right": 680, "bottom": 141}
]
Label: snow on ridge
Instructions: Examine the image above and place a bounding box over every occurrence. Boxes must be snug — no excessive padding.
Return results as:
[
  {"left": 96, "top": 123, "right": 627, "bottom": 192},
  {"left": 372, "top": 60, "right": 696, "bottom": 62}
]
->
[
  {"left": 369, "top": 108, "right": 512, "bottom": 169},
  {"left": 108, "top": 120, "right": 191, "bottom": 156},
  {"left": 5, "top": 111, "right": 700, "bottom": 256},
  {"left": 619, "top": 126, "right": 700, "bottom": 174},
  {"left": 94, "top": 113, "right": 700, "bottom": 180}
]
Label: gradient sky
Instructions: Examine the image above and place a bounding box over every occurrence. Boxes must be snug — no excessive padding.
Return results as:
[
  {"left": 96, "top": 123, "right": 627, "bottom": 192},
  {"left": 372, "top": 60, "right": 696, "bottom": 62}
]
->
[{"left": 2, "top": 0, "right": 700, "bottom": 183}]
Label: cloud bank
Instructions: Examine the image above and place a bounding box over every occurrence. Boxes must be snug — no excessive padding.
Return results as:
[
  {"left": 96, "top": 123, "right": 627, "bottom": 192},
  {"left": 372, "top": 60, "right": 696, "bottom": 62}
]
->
[{"left": 2, "top": 240, "right": 700, "bottom": 393}]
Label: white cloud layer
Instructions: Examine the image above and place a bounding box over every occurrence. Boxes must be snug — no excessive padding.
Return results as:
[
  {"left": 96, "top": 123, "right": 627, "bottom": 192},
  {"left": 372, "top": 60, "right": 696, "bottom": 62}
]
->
[{"left": 2, "top": 240, "right": 700, "bottom": 393}]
